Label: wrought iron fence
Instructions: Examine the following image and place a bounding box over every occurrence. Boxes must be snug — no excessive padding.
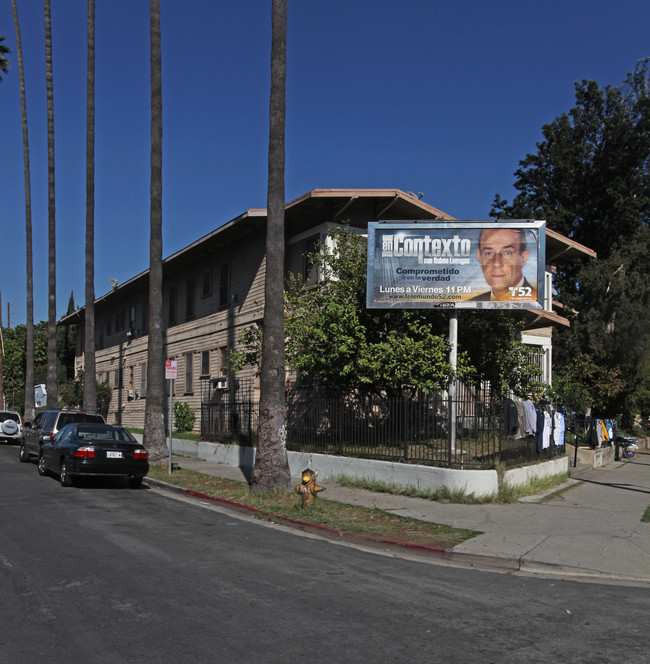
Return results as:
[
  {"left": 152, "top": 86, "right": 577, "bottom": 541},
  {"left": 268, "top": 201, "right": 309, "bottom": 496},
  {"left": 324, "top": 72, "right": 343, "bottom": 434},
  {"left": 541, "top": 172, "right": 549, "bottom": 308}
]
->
[{"left": 201, "top": 393, "right": 566, "bottom": 470}]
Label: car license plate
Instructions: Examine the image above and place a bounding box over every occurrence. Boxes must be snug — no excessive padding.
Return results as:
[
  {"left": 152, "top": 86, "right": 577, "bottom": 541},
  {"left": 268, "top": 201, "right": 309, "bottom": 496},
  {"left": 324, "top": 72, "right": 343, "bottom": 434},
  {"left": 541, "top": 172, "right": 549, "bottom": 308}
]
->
[{"left": 106, "top": 451, "right": 123, "bottom": 459}]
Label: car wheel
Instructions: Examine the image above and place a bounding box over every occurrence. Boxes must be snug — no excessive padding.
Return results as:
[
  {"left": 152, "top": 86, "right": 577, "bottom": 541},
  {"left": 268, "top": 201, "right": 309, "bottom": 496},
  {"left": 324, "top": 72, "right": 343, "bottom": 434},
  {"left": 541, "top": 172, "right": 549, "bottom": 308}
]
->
[
  {"left": 37, "top": 455, "right": 48, "bottom": 476},
  {"left": 128, "top": 476, "right": 143, "bottom": 489},
  {"left": 59, "top": 460, "right": 73, "bottom": 487},
  {"left": 19, "top": 443, "right": 31, "bottom": 463}
]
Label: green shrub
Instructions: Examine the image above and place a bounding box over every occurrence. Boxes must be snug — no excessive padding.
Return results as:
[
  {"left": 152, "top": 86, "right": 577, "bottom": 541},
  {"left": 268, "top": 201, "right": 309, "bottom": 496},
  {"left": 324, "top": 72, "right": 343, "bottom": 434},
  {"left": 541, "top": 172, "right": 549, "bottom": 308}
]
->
[{"left": 173, "top": 401, "right": 196, "bottom": 432}]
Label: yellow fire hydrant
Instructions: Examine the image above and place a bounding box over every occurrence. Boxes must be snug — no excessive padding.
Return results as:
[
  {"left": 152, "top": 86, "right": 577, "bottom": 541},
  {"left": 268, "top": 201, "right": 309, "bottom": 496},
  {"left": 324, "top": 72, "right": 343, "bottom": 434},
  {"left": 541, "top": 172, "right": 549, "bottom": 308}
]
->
[{"left": 296, "top": 468, "right": 324, "bottom": 507}]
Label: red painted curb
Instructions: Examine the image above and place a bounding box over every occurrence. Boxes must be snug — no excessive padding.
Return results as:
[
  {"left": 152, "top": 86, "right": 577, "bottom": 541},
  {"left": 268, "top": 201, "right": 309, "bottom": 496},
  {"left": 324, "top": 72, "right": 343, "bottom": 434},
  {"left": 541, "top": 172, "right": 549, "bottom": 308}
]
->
[{"left": 183, "top": 487, "right": 451, "bottom": 557}]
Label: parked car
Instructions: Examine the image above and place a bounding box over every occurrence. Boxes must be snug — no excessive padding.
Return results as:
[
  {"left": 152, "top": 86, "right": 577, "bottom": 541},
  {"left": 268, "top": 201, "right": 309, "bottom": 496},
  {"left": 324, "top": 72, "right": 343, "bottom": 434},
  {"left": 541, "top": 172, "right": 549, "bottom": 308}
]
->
[
  {"left": 0, "top": 410, "right": 24, "bottom": 444},
  {"left": 37, "top": 422, "right": 149, "bottom": 488},
  {"left": 20, "top": 409, "right": 105, "bottom": 462}
]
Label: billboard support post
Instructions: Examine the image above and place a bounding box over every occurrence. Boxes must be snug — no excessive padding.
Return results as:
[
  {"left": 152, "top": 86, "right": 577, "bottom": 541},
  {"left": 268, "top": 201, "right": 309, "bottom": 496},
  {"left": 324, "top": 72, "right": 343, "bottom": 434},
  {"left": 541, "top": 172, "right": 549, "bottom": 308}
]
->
[{"left": 449, "top": 311, "right": 458, "bottom": 457}]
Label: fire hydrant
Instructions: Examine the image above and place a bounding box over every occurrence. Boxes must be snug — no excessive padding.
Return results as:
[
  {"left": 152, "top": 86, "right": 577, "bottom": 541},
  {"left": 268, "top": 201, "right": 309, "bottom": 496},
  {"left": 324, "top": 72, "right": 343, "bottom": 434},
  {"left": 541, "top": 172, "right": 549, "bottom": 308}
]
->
[{"left": 296, "top": 468, "right": 324, "bottom": 507}]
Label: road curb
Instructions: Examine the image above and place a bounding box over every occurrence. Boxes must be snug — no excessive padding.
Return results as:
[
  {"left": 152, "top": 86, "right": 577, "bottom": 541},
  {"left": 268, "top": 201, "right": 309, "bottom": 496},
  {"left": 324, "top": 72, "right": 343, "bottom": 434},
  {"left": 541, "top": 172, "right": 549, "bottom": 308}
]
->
[
  {"left": 144, "top": 477, "right": 650, "bottom": 584},
  {"left": 144, "top": 476, "right": 452, "bottom": 559}
]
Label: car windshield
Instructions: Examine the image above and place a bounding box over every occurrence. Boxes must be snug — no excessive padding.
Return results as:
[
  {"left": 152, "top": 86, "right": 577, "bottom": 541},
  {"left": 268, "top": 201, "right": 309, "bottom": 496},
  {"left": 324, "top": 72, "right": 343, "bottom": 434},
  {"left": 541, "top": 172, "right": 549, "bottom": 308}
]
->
[
  {"left": 0, "top": 412, "right": 20, "bottom": 423},
  {"left": 75, "top": 424, "right": 137, "bottom": 443}
]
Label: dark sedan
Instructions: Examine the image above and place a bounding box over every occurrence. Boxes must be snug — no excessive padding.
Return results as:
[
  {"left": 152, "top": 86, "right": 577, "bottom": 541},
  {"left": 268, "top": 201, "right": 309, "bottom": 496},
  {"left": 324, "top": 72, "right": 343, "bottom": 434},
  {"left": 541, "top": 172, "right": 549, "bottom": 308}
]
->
[{"left": 38, "top": 423, "right": 149, "bottom": 488}]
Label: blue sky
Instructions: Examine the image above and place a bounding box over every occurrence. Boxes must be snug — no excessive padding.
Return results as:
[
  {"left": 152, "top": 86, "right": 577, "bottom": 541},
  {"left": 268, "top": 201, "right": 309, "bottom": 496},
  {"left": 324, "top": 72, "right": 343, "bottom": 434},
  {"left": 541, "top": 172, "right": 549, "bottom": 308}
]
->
[{"left": 1, "top": 0, "right": 649, "bottom": 326}]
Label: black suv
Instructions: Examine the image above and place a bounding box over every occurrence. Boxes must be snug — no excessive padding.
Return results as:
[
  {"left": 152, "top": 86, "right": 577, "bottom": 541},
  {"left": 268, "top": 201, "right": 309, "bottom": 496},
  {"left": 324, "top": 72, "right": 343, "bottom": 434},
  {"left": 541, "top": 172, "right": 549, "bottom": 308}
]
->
[{"left": 20, "top": 410, "right": 105, "bottom": 462}]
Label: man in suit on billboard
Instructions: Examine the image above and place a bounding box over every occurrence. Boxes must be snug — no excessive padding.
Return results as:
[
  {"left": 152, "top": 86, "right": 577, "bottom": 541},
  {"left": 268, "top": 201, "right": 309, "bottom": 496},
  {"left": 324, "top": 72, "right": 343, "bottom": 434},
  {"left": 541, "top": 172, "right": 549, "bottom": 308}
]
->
[{"left": 470, "top": 228, "right": 537, "bottom": 302}]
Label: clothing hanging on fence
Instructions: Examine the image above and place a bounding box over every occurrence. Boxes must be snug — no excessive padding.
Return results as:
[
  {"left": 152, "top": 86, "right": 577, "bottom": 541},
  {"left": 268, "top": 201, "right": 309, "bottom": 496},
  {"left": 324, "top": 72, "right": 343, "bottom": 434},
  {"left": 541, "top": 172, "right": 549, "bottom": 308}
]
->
[
  {"left": 543, "top": 410, "right": 552, "bottom": 449},
  {"left": 598, "top": 419, "right": 609, "bottom": 446},
  {"left": 505, "top": 398, "right": 520, "bottom": 436},
  {"left": 553, "top": 411, "right": 565, "bottom": 447},
  {"left": 513, "top": 397, "right": 526, "bottom": 439},
  {"left": 523, "top": 400, "right": 537, "bottom": 435},
  {"left": 536, "top": 404, "right": 545, "bottom": 454}
]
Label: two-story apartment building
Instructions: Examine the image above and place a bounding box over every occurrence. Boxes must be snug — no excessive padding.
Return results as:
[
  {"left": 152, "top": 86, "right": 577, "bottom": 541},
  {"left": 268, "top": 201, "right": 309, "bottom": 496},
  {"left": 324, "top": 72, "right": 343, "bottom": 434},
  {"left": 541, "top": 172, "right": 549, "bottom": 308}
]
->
[{"left": 59, "top": 188, "right": 595, "bottom": 431}]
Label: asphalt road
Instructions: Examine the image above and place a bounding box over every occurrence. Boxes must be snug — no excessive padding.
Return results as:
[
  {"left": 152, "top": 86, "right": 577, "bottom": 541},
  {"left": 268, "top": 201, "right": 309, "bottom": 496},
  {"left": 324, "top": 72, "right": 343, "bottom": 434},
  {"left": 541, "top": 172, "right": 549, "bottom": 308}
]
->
[{"left": 1, "top": 444, "right": 648, "bottom": 663}]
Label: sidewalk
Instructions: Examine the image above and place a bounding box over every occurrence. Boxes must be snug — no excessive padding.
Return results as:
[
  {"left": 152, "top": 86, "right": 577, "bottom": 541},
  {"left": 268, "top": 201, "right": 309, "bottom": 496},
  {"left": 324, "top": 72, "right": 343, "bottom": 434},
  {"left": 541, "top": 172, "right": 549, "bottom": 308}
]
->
[{"left": 148, "top": 449, "right": 650, "bottom": 586}]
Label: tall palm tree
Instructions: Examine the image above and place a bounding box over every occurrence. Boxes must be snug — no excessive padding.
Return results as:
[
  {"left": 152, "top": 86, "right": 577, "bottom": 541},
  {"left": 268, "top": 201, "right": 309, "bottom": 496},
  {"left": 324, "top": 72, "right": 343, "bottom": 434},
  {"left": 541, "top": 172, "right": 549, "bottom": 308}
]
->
[
  {"left": 44, "top": 0, "right": 58, "bottom": 409},
  {"left": 11, "top": 1, "right": 35, "bottom": 423},
  {"left": 250, "top": 0, "right": 291, "bottom": 493},
  {"left": 0, "top": 35, "right": 10, "bottom": 82},
  {"left": 143, "top": 0, "right": 167, "bottom": 460},
  {"left": 83, "top": 0, "right": 97, "bottom": 412}
]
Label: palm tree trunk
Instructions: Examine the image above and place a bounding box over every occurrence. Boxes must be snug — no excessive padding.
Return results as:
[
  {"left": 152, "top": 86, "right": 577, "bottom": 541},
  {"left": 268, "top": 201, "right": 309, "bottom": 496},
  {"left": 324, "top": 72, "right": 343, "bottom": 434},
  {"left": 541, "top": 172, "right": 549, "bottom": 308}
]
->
[
  {"left": 250, "top": 0, "right": 291, "bottom": 493},
  {"left": 12, "top": 0, "right": 35, "bottom": 423},
  {"left": 143, "top": 0, "right": 167, "bottom": 460},
  {"left": 44, "top": 0, "right": 57, "bottom": 409},
  {"left": 83, "top": 0, "right": 97, "bottom": 412}
]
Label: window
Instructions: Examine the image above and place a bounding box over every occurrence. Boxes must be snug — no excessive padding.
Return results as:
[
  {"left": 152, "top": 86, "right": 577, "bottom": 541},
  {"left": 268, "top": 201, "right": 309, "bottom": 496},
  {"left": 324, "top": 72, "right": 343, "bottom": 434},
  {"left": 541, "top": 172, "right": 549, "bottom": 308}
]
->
[
  {"left": 129, "top": 306, "right": 136, "bottom": 333},
  {"left": 117, "top": 311, "right": 125, "bottom": 331},
  {"left": 303, "top": 235, "right": 320, "bottom": 287},
  {"left": 287, "top": 234, "right": 320, "bottom": 287},
  {"left": 98, "top": 319, "right": 104, "bottom": 347},
  {"left": 201, "top": 350, "right": 210, "bottom": 377},
  {"left": 219, "top": 264, "right": 230, "bottom": 308},
  {"left": 185, "top": 353, "right": 193, "bottom": 394},
  {"left": 140, "top": 362, "right": 147, "bottom": 397},
  {"left": 219, "top": 346, "right": 229, "bottom": 377},
  {"left": 186, "top": 278, "right": 195, "bottom": 320},
  {"left": 202, "top": 270, "right": 212, "bottom": 298},
  {"left": 106, "top": 316, "right": 112, "bottom": 336},
  {"left": 169, "top": 286, "right": 177, "bottom": 325}
]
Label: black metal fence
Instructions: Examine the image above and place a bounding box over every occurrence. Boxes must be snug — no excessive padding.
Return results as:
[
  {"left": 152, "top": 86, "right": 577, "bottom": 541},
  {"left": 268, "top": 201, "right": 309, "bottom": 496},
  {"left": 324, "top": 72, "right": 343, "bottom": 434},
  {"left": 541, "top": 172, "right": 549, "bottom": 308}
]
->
[{"left": 201, "top": 393, "right": 567, "bottom": 470}]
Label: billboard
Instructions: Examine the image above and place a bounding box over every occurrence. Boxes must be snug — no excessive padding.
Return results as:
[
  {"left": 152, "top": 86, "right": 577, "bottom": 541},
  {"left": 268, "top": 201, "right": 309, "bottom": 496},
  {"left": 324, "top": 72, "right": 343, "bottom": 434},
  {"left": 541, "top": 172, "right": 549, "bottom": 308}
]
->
[{"left": 366, "top": 220, "right": 546, "bottom": 310}]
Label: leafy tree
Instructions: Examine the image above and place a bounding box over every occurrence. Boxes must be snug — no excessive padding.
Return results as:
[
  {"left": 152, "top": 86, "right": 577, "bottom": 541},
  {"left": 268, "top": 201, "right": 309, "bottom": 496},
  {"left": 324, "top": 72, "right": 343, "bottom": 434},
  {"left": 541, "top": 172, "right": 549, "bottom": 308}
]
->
[
  {"left": 284, "top": 229, "right": 453, "bottom": 396},
  {"left": 58, "top": 371, "right": 111, "bottom": 416},
  {"left": 0, "top": 35, "right": 10, "bottom": 82},
  {"left": 250, "top": 0, "right": 291, "bottom": 494},
  {"left": 492, "top": 59, "right": 650, "bottom": 421},
  {"left": 56, "top": 292, "right": 77, "bottom": 382},
  {"left": 1, "top": 324, "right": 48, "bottom": 414},
  {"left": 549, "top": 353, "right": 624, "bottom": 415}
]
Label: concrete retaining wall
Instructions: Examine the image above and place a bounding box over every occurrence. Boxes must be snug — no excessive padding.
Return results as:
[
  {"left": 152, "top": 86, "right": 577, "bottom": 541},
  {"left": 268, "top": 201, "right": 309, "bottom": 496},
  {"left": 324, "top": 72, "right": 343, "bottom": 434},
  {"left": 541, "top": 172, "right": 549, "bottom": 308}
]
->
[
  {"left": 503, "top": 455, "right": 568, "bottom": 487},
  {"left": 138, "top": 435, "right": 569, "bottom": 499}
]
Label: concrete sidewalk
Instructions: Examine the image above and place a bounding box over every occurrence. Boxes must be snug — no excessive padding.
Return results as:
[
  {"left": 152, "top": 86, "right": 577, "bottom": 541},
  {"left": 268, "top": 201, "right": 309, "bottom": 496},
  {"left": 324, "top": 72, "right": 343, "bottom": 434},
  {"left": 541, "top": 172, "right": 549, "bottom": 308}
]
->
[{"left": 148, "top": 449, "right": 650, "bottom": 586}]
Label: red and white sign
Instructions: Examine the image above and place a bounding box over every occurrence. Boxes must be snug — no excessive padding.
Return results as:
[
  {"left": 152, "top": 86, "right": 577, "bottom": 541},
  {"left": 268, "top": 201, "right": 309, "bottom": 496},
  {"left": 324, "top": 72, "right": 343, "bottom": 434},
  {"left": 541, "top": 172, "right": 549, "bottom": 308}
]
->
[{"left": 165, "top": 360, "right": 177, "bottom": 380}]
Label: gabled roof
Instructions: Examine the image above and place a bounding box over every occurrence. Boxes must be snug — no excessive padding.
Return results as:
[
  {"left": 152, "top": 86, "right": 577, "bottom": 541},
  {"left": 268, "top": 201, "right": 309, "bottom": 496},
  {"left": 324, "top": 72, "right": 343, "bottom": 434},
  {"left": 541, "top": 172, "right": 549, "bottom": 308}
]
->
[{"left": 59, "top": 188, "right": 594, "bottom": 327}]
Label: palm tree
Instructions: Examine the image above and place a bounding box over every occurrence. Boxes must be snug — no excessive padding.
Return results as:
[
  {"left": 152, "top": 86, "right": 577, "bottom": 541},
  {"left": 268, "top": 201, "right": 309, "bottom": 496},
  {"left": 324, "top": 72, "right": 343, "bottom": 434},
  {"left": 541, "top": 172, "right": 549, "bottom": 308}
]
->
[
  {"left": 11, "top": 2, "right": 35, "bottom": 423},
  {"left": 0, "top": 35, "right": 10, "bottom": 82},
  {"left": 143, "top": 0, "right": 167, "bottom": 461},
  {"left": 250, "top": 0, "right": 291, "bottom": 493},
  {"left": 83, "top": 0, "right": 97, "bottom": 412},
  {"left": 44, "top": 0, "right": 57, "bottom": 409}
]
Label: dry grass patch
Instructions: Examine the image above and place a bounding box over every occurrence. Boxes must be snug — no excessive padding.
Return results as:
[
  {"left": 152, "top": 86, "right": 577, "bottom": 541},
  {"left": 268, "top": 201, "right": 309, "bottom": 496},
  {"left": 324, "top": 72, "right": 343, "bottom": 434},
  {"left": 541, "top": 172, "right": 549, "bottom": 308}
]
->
[{"left": 147, "top": 464, "right": 479, "bottom": 548}]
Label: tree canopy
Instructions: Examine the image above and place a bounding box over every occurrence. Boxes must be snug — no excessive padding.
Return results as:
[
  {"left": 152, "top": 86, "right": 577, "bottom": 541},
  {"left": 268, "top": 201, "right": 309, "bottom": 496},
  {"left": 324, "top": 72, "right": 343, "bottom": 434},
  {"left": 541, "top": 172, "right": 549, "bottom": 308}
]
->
[
  {"left": 2, "top": 323, "right": 48, "bottom": 413},
  {"left": 492, "top": 59, "right": 650, "bottom": 422}
]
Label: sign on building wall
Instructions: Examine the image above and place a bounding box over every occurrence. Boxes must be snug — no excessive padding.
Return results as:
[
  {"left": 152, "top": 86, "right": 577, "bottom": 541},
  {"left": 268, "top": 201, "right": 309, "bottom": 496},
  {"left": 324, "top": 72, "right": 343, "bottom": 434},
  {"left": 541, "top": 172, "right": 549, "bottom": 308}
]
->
[{"left": 366, "top": 220, "right": 546, "bottom": 310}]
